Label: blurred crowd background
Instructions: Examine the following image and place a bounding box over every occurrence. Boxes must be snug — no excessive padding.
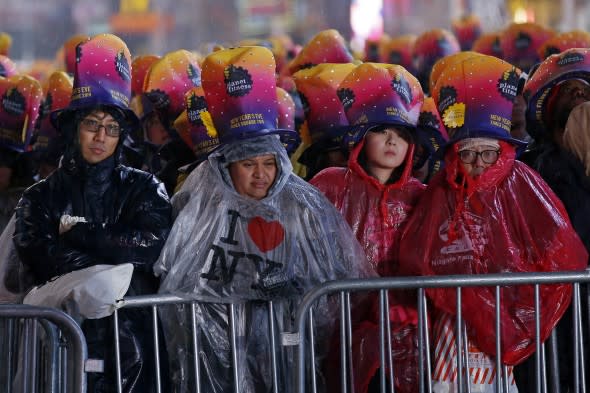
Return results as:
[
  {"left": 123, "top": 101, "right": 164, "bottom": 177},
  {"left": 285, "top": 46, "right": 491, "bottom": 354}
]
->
[{"left": 2, "top": 0, "right": 590, "bottom": 67}]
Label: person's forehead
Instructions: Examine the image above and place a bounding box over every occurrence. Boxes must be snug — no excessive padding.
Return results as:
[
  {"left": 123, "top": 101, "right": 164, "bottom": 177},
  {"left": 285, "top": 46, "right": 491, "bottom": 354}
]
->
[
  {"left": 240, "top": 153, "right": 275, "bottom": 162},
  {"left": 84, "top": 110, "right": 116, "bottom": 120},
  {"left": 561, "top": 78, "right": 590, "bottom": 89},
  {"left": 457, "top": 138, "right": 500, "bottom": 151}
]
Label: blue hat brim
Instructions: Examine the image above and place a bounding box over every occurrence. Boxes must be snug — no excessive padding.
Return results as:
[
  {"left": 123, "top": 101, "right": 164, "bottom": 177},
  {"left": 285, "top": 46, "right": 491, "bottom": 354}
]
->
[
  {"left": 525, "top": 70, "right": 590, "bottom": 140},
  {"left": 341, "top": 121, "right": 416, "bottom": 151},
  {"left": 434, "top": 130, "right": 529, "bottom": 160},
  {"left": 50, "top": 105, "right": 140, "bottom": 136},
  {"left": 219, "top": 128, "right": 301, "bottom": 154}
]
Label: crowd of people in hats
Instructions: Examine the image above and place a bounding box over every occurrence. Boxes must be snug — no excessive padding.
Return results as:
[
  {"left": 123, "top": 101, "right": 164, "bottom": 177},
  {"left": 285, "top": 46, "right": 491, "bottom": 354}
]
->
[{"left": 0, "top": 13, "right": 589, "bottom": 393}]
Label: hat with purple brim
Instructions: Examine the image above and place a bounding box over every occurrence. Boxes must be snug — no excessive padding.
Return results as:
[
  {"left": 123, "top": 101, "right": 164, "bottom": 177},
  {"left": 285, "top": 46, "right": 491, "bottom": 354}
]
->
[
  {"left": 0, "top": 74, "right": 43, "bottom": 152},
  {"left": 432, "top": 54, "right": 527, "bottom": 154},
  {"left": 523, "top": 47, "right": 590, "bottom": 141},
  {"left": 337, "top": 62, "right": 424, "bottom": 150},
  {"left": 50, "top": 33, "right": 139, "bottom": 132},
  {"left": 201, "top": 46, "right": 300, "bottom": 148},
  {"left": 173, "top": 86, "right": 220, "bottom": 163}
]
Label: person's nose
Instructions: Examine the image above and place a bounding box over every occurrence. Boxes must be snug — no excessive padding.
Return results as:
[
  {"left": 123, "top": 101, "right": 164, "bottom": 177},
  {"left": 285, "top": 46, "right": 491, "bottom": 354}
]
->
[
  {"left": 474, "top": 153, "right": 485, "bottom": 166},
  {"left": 253, "top": 164, "right": 262, "bottom": 178},
  {"left": 93, "top": 127, "right": 107, "bottom": 142},
  {"left": 386, "top": 133, "right": 396, "bottom": 145}
]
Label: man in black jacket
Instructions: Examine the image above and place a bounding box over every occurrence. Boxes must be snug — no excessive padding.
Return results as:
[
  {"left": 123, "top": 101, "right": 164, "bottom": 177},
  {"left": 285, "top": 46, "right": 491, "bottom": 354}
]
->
[{"left": 13, "top": 34, "right": 172, "bottom": 393}]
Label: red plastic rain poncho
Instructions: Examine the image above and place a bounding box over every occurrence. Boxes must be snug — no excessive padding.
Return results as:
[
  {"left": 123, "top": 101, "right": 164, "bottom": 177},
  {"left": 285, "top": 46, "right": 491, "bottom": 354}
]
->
[
  {"left": 310, "top": 61, "right": 427, "bottom": 393},
  {"left": 311, "top": 140, "right": 424, "bottom": 276},
  {"left": 311, "top": 141, "right": 424, "bottom": 393},
  {"left": 398, "top": 141, "right": 588, "bottom": 365}
]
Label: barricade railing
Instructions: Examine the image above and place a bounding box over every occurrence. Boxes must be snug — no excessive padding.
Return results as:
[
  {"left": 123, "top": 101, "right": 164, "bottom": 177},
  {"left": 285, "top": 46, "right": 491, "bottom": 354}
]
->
[
  {"left": 83, "top": 270, "right": 590, "bottom": 393},
  {"left": 0, "top": 304, "right": 87, "bottom": 393},
  {"left": 293, "top": 270, "right": 590, "bottom": 393}
]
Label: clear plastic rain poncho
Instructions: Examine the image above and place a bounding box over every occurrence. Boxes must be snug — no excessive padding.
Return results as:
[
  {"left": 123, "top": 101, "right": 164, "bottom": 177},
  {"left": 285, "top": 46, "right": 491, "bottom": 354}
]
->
[{"left": 155, "top": 135, "right": 373, "bottom": 393}]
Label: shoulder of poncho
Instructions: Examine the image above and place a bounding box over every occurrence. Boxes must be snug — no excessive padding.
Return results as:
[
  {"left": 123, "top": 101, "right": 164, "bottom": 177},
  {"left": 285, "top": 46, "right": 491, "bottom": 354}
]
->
[
  {"left": 311, "top": 166, "right": 348, "bottom": 181},
  {"left": 309, "top": 167, "right": 349, "bottom": 190},
  {"left": 403, "top": 177, "right": 427, "bottom": 192}
]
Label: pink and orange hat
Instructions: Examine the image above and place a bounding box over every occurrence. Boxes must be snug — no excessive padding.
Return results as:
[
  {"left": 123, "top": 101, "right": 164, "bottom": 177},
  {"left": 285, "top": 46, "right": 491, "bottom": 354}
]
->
[
  {"left": 0, "top": 74, "right": 43, "bottom": 152},
  {"left": 538, "top": 30, "right": 590, "bottom": 60},
  {"left": 523, "top": 48, "right": 590, "bottom": 140},
  {"left": 51, "top": 34, "right": 138, "bottom": 131},
  {"left": 432, "top": 54, "right": 526, "bottom": 149},
  {"left": 288, "top": 29, "right": 354, "bottom": 75},
  {"left": 33, "top": 71, "right": 72, "bottom": 152},
  {"left": 201, "top": 46, "right": 300, "bottom": 149},
  {"left": 500, "top": 22, "right": 555, "bottom": 71},
  {"left": 292, "top": 63, "right": 357, "bottom": 145},
  {"left": 337, "top": 63, "right": 424, "bottom": 149},
  {"left": 174, "top": 86, "right": 219, "bottom": 163},
  {"left": 143, "top": 50, "right": 202, "bottom": 125}
]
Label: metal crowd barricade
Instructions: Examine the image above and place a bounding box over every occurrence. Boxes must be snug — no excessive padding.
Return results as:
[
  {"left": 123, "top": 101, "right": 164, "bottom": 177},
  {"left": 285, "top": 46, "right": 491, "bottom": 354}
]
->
[
  {"left": 114, "top": 293, "right": 325, "bottom": 393},
  {"left": 0, "top": 304, "right": 88, "bottom": 393},
  {"left": 293, "top": 270, "right": 590, "bottom": 393},
  {"left": 110, "top": 271, "right": 590, "bottom": 393}
]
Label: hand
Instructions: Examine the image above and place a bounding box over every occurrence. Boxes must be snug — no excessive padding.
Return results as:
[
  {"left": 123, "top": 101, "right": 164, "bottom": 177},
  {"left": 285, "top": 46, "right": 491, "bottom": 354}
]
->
[{"left": 59, "top": 215, "right": 87, "bottom": 234}]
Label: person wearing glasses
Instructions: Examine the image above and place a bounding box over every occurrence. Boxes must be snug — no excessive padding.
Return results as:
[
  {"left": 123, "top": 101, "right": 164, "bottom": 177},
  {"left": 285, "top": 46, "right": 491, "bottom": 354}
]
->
[
  {"left": 12, "top": 35, "right": 172, "bottom": 393},
  {"left": 397, "top": 55, "right": 587, "bottom": 392}
]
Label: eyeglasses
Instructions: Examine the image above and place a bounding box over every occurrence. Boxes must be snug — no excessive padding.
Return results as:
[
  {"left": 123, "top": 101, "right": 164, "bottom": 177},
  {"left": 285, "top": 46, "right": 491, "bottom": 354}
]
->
[
  {"left": 458, "top": 149, "right": 500, "bottom": 164},
  {"left": 80, "top": 118, "right": 121, "bottom": 137}
]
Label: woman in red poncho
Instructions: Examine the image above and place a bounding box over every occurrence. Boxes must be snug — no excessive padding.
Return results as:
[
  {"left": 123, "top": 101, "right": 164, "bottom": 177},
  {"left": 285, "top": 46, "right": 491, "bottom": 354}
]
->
[
  {"left": 310, "top": 63, "right": 425, "bottom": 393},
  {"left": 398, "top": 54, "right": 588, "bottom": 392}
]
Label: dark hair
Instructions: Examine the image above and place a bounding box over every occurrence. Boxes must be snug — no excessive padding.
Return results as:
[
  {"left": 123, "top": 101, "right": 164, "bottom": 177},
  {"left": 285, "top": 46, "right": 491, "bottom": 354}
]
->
[{"left": 358, "top": 125, "right": 413, "bottom": 184}]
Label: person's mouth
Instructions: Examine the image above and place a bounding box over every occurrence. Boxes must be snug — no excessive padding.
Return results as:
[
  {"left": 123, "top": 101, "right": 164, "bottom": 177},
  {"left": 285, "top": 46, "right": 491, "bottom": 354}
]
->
[{"left": 89, "top": 146, "right": 106, "bottom": 154}]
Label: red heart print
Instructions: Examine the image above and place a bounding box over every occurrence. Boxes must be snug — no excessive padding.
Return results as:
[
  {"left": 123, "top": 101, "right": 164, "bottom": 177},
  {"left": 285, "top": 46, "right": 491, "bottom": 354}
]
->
[{"left": 247, "top": 216, "right": 285, "bottom": 253}]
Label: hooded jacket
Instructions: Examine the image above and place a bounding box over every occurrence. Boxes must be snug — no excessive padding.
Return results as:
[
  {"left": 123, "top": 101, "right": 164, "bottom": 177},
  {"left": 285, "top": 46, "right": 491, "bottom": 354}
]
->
[
  {"left": 12, "top": 124, "right": 172, "bottom": 393},
  {"left": 398, "top": 141, "right": 588, "bottom": 365},
  {"left": 310, "top": 139, "right": 425, "bottom": 276},
  {"left": 155, "top": 135, "right": 372, "bottom": 393},
  {"left": 310, "top": 139, "right": 425, "bottom": 393}
]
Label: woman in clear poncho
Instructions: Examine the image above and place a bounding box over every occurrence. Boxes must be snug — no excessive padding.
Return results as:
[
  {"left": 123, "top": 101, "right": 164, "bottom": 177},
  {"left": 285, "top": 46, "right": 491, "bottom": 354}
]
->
[{"left": 155, "top": 133, "right": 371, "bottom": 393}]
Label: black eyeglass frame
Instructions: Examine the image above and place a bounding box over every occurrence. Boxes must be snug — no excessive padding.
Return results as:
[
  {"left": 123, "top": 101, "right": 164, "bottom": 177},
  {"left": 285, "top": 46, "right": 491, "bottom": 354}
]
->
[{"left": 457, "top": 149, "right": 500, "bottom": 164}]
